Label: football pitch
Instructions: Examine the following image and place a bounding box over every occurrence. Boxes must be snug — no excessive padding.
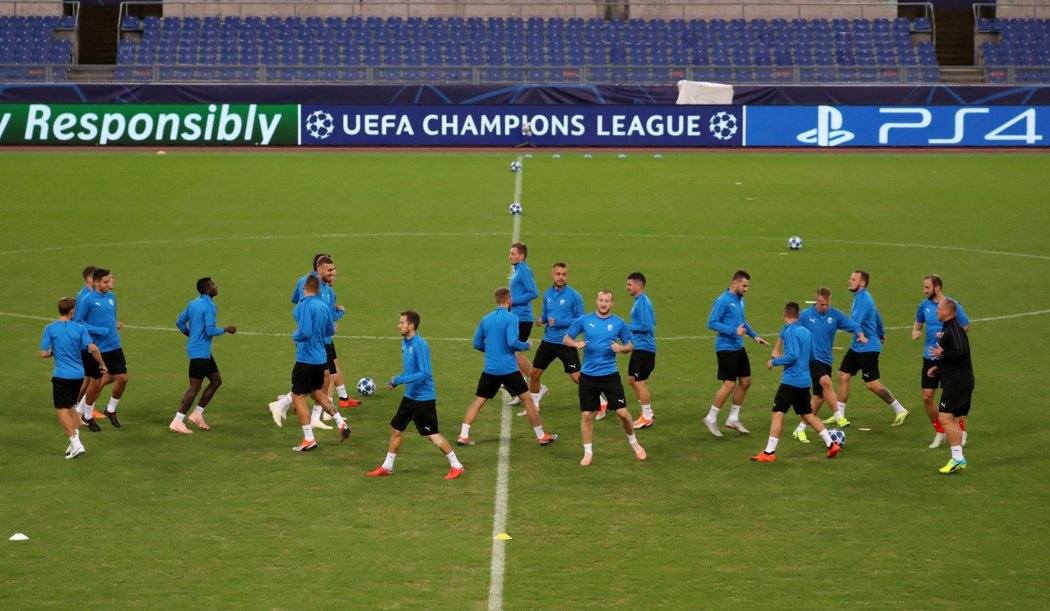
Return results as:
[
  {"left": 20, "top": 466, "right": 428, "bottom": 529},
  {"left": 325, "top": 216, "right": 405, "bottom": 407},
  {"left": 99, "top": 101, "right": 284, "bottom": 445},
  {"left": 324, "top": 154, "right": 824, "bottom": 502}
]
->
[{"left": 2, "top": 150, "right": 1049, "bottom": 609}]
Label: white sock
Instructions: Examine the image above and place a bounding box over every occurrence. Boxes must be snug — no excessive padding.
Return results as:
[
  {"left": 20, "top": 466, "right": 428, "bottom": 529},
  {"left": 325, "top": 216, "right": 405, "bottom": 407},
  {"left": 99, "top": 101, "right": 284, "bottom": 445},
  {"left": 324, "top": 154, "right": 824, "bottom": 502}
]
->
[
  {"left": 446, "top": 450, "right": 463, "bottom": 469},
  {"left": 891, "top": 399, "right": 906, "bottom": 414},
  {"left": 950, "top": 445, "right": 964, "bottom": 461},
  {"left": 641, "top": 403, "right": 653, "bottom": 419},
  {"left": 73, "top": 430, "right": 80, "bottom": 441},
  {"left": 531, "top": 393, "right": 541, "bottom": 405},
  {"left": 194, "top": 406, "right": 205, "bottom": 415},
  {"left": 107, "top": 397, "right": 119, "bottom": 413},
  {"left": 729, "top": 404, "right": 742, "bottom": 421},
  {"left": 382, "top": 452, "right": 396, "bottom": 471},
  {"left": 85, "top": 403, "right": 95, "bottom": 417},
  {"left": 836, "top": 402, "right": 847, "bottom": 419},
  {"left": 68, "top": 434, "right": 78, "bottom": 444},
  {"left": 795, "top": 421, "right": 807, "bottom": 434},
  {"left": 336, "top": 384, "right": 348, "bottom": 399},
  {"left": 311, "top": 405, "right": 323, "bottom": 420},
  {"left": 706, "top": 406, "right": 720, "bottom": 421},
  {"left": 76, "top": 396, "right": 87, "bottom": 415},
  {"left": 460, "top": 423, "right": 471, "bottom": 439},
  {"left": 764, "top": 436, "right": 779, "bottom": 453},
  {"left": 627, "top": 434, "right": 638, "bottom": 445},
  {"left": 278, "top": 392, "right": 293, "bottom": 410},
  {"left": 302, "top": 425, "right": 314, "bottom": 441},
  {"left": 333, "top": 413, "right": 346, "bottom": 427},
  {"left": 583, "top": 442, "right": 593, "bottom": 455},
  {"left": 174, "top": 412, "right": 186, "bottom": 423},
  {"left": 819, "top": 429, "right": 833, "bottom": 446},
  {"left": 533, "top": 425, "right": 545, "bottom": 439}
]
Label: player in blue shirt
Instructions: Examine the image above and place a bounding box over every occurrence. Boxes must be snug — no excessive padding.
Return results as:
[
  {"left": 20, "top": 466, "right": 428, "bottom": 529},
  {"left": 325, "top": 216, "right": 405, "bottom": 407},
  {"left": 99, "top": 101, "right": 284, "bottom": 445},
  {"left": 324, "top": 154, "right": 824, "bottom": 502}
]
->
[
  {"left": 626, "top": 272, "right": 658, "bottom": 430},
  {"left": 170, "top": 277, "right": 236, "bottom": 434},
  {"left": 526, "top": 262, "right": 584, "bottom": 413},
  {"left": 780, "top": 287, "right": 867, "bottom": 443},
  {"left": 40, "top": 297, "right": 106, "bottom": 459},
  {"left": 752, "top": 302, "right": 842, "bottom": 462},
  {"left": 911, "top": 274, "right": 972, "bottom": 448},
  {"left": 703, "top": 270, "right": 771, "bottom": 438},
  {"left": 74, "top": 268, "right": 127, "bottom": 429},
  {"left": 368, "top": 309, "right": 464, "bottom": 480},
  {"left": 837, "top": 270, "right": 909, "bottom": 426},
  {"left": 287, "top": 275, "right": 349, "bottom": 452},
  {"left": 457, "top": 288, "right": 558, "bottom": 447},
  {"left": 507, "top": 243, "right": 539, "bottom": 403},
  {"left": 73, "top": 266, "right": 99, "bottom": 421},
  {"left": 564, "top": 290, "right": 647, "bottom": 466}
]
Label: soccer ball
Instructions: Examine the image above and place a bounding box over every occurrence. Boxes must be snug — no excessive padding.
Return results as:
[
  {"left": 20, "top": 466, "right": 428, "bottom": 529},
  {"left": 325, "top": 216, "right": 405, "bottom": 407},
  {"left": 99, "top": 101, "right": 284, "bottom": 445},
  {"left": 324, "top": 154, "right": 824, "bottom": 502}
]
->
[
  {"left": 509, "top": 160, "right": 522, "bottom": 172},
  {"left": 356, "top": 377, "right": 377, "bottom": 396},
  {"left": 509, "top": 202, "right": 522, "bottom": 215},
  {"left": 788, "top": 235, "right": 803, "bottom": 250},
  {"left": 828, "top": 427, "right": 846, "bottom": 446}
]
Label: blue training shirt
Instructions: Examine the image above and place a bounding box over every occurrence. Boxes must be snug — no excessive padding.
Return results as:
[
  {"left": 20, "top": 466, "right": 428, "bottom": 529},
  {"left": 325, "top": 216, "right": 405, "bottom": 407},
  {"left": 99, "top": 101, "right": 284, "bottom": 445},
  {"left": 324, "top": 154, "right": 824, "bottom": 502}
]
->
[
  {"left": 566, "top": 312, "right": 632, "bottom": 377},
  {"left": 916, "top": 297, "right": 970, "bottom": 360},
  {"left": 800, "top": 305, "right": 859, "bottom": 366},
  {"left": 176, "top": 294, "right": 226, "bottom": 359},
  {"left": 74, "top": 289, "right": 121, "bottom": 352},
  {"left": 771, "top": 321, "right": 813, "bottom": 388},
  {"left": 473, "top": 307, "right": 530, "bottom": 376},
  {"left": 393, "top": 333, "right": 435, "bottom": 401},
  {"left": 707, "top": 289, "right": 757, "bottom": 352},
  {"left": 848, "top": 288, "right": 881, "bottom": 353},
  {"left": 540, "top": 284, "right": 584, "bottom": 344},
  {"left": 41, "top": 320, "right": 92, "bottom": 379},
  {"left": 628, "top": 292, "right": 657, "bottom": 353},
  {"left": 509, "top": 260, "right": 539, "bottom": 323},
  {"left": 319, "top": 282, "right": 344, "bottom": 346},
  {"left": 291, "top": 295, "right": 333, "bottom": 365}
]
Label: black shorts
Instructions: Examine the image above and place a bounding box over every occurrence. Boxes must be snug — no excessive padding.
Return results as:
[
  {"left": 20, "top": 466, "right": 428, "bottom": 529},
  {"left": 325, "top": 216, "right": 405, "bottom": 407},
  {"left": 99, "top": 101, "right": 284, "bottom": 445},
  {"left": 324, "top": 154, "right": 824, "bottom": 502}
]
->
[
  {"left": 838, "top": 349, "right": 880, "bottom": 382},
  {"left": 390, "top": 397, "right": 440, "bottom": 436},
  {"left": 921, "top": 358, "right": 941, "bottom": 390},
  {"left": 475, "top": 371, "right": 528, "bottom": 400},
  {"left": 325, "top": 342, "right": 338, "bottom": 374},
  {"left": 101, "top": 348, "right": 128, "bottom": 376},
  {"left": 939, "top": 372, "right": 974, "bottom": 417},
  {"left": 532, "top": 340, "right": 581, "bottom": 374},
  {"left": 578, "top": 372, "right": 627, "bottom": 412},
  {"left": 188, "top": 356, "right": 219, "bottom": 380},
  {"left": 517, "top": 321, "right": 533, "bottom": 344},
  {"left": 716, "top": 349, "right": 751, "bottom": 381},
  {"left": 51, "top": 377, "right": 81, "bottom": 409},
  {"left": 628, "top": 350, "right": 656, "bottom": 381},
  {"left": 81, "top": 350, "right": 101, "bottom": 379},
  {"left": 291, "top": 362, "right": 326, "bottom": 395},
  {"left": 772, "top": 383, "right": 813, "bottom": 416},
  {"left": 810, "top": 361, "right": 832, "bottom": 396}
]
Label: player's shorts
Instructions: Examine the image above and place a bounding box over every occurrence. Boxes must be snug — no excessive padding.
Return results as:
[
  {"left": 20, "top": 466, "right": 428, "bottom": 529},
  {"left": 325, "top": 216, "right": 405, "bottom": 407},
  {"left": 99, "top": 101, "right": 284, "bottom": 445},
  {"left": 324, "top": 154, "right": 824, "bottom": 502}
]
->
[
  {"left": 188, "top": 356, "right": 219, "bottom": 380},
  {"left": 325, "top": 342, "right": 338, "bottom": 374},
  {"left": 81, "top": 349, "right": 101, "bottom": 379},
  {"left": 939, "top": 372, "right": 974, "bottom": 417},
  {"left": 475, "top": 371, "right": 528, "bottom": 400},
  {"left": 628, "top": 350, "right": 656, "bottom": 381},
  {"left": 838, "top": 349, "right": 880, "bottom": 382},
  {"left": 716, "top": 349, "right": 751, "bottom": 381},
  {"left": 772, "top": 383, "right": 812, "bottom": 415},
  {"left": 810, "top": 360, "right": 833, "bottom": 396},
  {"left": 578, "top": 372, "right": 627, "bottom": 413},
  {"left": 390, "top": 397, "right": 440, "bottom": 436},
  {"left": 51, "top": 377, "right": 81, "bottom": 409},
  {"left": 101, "top": 348, "right": 128, "bottom": 376},
  {"left": 291, "top": 362, "right": 326, "bottom": 395},
  {"left": 532, "top": 340, "right": 581, "bottom": 374},
  {"left": 921, "top": 358, "right": 941, "bottom": 390},
  {"left": 517, "top": 321, "right": 533, "bottom": 344}
]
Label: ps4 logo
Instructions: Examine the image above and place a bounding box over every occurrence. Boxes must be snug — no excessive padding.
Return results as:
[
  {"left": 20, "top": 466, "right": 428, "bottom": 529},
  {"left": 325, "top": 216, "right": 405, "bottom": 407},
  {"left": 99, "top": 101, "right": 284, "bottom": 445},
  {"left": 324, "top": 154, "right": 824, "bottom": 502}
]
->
[{"left": 797, "top": 106, "right": 855, "bottom": 147}]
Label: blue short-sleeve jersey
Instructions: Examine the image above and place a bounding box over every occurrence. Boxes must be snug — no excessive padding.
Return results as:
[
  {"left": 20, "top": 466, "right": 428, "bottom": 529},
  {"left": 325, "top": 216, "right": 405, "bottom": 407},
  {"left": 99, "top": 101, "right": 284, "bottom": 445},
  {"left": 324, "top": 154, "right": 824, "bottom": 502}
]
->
[{"left": 566, "top": 312, "right": 632, "bottom": 377}]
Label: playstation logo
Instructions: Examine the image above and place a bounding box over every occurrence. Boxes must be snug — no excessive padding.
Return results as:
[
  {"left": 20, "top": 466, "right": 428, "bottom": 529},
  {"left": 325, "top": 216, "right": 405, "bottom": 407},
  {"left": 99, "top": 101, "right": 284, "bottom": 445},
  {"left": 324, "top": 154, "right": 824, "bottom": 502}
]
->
[{"left": 797, "top": 106, "right": 855, "bottom": 147}]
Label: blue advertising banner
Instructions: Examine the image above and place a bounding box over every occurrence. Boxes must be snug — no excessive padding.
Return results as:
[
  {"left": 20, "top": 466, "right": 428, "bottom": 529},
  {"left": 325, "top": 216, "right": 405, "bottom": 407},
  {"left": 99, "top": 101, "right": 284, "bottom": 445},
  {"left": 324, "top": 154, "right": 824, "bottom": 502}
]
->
[
  {"left": 746, "top": 105, "right": 1048, "bottom": 147},
  {"left": 299, "top": 104, "right": 743, "bottom": 147}
]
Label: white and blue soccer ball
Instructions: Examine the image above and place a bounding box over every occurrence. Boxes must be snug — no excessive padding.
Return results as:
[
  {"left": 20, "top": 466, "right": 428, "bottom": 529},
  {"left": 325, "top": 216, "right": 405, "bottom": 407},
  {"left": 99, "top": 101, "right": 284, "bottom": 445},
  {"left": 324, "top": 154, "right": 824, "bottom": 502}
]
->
[
  {"left": 828, "top": 427, "right": 846, "bottom": 446},
  {"left": 788, "top": 235, "right": 803, "bottom": 250},
  {"left": 509, "top": 160, "right": 522, "bottom": 172},
  {"left": 509, "top": 202, "right": 522, "bottom": 215},
  {"left": 356, "top": 377, "right": 377, "bottom": 397}
]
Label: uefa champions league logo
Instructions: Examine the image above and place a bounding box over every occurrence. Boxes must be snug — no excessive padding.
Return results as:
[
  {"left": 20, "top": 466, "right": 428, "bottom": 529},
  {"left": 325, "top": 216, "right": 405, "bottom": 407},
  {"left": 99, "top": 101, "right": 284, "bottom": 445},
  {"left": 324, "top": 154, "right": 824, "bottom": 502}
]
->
[
  {"left": 305, "top": 110, "right": 335, "bottom": 140},
  {"left": 709, "top": 112, "right": 738, "bottom": 141}
]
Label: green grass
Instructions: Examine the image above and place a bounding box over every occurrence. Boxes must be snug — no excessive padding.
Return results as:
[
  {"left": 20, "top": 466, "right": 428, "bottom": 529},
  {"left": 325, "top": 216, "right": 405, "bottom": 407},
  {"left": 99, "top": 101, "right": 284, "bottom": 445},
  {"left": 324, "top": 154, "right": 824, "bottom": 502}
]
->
[{"left": 1, "top": 150, "right": 1049, "bottom": 609}]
